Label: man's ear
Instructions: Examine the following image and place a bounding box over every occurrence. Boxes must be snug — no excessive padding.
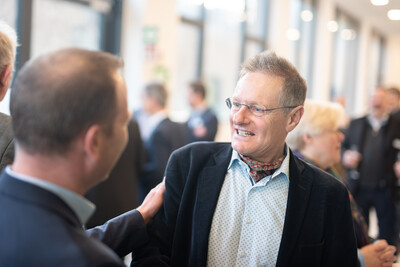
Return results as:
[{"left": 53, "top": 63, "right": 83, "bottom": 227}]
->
[
  {"left": 0, "top": 65, "right": 12, "bottom": 99},
  {"left": 82, "top": 125, "right": 102, "bottom": 161},
  {"left": 286, "top": 105, "right": 304, "bottom": 132}
]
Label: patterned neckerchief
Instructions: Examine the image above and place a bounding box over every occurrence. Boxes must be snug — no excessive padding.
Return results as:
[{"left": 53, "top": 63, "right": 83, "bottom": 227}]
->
[{"left": 239, "top": 154, "right": 285, "bottom": 183}]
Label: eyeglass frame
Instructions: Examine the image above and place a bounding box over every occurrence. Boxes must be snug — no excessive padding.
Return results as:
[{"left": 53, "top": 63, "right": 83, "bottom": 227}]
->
[{"left": 225, "top": 97, "right": 299, "bottom": 117}]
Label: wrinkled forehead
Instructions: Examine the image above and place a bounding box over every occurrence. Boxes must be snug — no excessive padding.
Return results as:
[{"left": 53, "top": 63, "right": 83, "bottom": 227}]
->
[{"left": 233, "top": 72, "right": 283, "bottom": 106}]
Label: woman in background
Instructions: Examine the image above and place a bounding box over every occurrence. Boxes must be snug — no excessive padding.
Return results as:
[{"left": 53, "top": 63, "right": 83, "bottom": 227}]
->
[{"left": 286, "top": 99, "right": 397, "bottom": 267}]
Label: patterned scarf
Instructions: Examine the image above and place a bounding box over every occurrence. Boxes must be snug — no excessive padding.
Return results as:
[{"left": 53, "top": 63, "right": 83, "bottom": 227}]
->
[{"left": 239, "top": 154, "right": 285, "bottom": 183}]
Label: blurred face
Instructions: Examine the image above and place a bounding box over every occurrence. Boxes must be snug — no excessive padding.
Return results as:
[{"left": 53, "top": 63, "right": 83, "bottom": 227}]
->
[
  {"left": 230, "top": 72, "right": 291, "bottom": 163},
  {"left": 305, "top": 129, "right": 344, "bottom": 170},
  {"left": 187, "top": 87, "right": 197, "bottom": 108},
  {"left": 370, "top": 89, "right": 388, "bottom": 119}
]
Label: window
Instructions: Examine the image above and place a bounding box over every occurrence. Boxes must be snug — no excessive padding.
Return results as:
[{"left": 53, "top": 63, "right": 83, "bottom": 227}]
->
[
  {"left": 0, "top": 0, "right": 17, "bottom": 28},
  {"left": 367, "top": 32, "right": 386, "bottom": 93},
  {"left": 288, "top": 0, "right": 317, "bottom": 95},
  {"left": 241, "top": 0, "right": 269, "bottom": 61},
  {"left": 16, "top": 0, "right": 122, "bottom": 72},
  {"left": 330, "top": 8, "right": 359, "bottom": 107}
]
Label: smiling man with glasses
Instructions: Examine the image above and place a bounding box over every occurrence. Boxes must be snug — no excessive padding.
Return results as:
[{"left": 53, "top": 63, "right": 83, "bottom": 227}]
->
[{"left": 133, "top": 51, "right": 358, "bottom": 267}]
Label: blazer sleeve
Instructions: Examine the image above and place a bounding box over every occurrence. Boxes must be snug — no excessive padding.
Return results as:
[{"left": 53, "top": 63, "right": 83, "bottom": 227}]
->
[
  {"left": 322, "top": 184, "right": 359, "bottom": 267},
  {"left": 131, "top": 149, "right": 185, "bottom": 266},
  {"left": 86, "top": 209, "right": 148, "bottom": 258}
]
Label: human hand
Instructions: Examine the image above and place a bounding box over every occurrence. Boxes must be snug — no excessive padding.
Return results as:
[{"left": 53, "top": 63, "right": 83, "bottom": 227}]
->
[
  {"left": 342, "top": 149, "right": 362, "bottom": 169},
  {"left": 193, "top": 125, "right": 207, "bottom": 138},
  {"left": 393, "top": 161, "right": 400, "bottom": 179},
  {"left": 137, "top": 179, "right": 165, "bottom": 224},
  {"left": 361, "top": 240, "right": 397, "bottom": 267},
  {"left": 374, "top": 240, "right": 397, "bottom": 267}
]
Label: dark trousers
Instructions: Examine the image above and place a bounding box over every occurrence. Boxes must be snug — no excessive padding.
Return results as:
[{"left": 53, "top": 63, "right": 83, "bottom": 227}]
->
[{"left": 354, "top": 187, "right": 397, "bottom": 245}]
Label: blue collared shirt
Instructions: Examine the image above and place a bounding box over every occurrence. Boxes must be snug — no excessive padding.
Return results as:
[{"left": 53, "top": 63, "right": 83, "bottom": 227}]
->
[
  {"left": 207, "top": 147, "right": 290, "bottom": 266},
  {"left": 6, "top": 167, "right": 95, "bottom": 226}
]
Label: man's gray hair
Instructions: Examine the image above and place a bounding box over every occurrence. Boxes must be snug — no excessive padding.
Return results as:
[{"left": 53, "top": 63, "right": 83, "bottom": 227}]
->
[
  {"left": 0, "top": 20, "right": 18, "bottom": 71},
  {"left": 240, "top": 50, "right": 307, "bottom": 109},
  {"left": 144, "top": 82, "right": 168, "bottom": 108}
]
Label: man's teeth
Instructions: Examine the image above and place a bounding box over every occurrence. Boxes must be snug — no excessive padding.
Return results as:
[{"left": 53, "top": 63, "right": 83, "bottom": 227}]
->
[{"left": 237, "top": 130, "right": 254, "bottom": 136}]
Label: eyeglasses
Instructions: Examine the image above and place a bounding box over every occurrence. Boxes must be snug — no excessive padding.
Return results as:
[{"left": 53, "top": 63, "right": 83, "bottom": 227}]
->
[{"left": 225, "top": 97, "right": 298, "bottom": 117}]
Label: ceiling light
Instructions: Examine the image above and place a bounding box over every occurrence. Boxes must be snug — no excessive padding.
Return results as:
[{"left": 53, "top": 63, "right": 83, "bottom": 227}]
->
[
  {"left": 370, "top": 0, "right": 389, "bottom": 6},
  {"left": 301, "top": 10, "right": 313, "bottom": 22},
  {"left": 341, "top": 29, "right": 356, "bottom": 40},
  {"left": 286, "top": 29, "right": 300, "bottom": 41},
  {"left": 327, "top": 20, "right": 339, "bottom": 32},
  {"left": 388, "top": 9, "right": 400, "bottom": 20}
]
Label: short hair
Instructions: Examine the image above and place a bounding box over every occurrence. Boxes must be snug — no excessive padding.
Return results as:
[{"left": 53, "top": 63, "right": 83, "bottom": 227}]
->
[
  {"left": 143, "top": 82, "right": 168, "bottom": 108},
  {"left": 387, "top": 87, "right": 400, "bottom": 98},
  {"left": 286, "top": 99, "right": 344, "bottom": 151},
  {"left": 10, "top": 48, "right": 124, "bottom": 155},
  {"left": 240, "top": 50, "right": 307, "bottom": 112},
  {"left": 189, "top": 81, "right": 206, "bottom": 99},
  {"left": 0, "top": 20, "right": 18, "bottom": 71}
]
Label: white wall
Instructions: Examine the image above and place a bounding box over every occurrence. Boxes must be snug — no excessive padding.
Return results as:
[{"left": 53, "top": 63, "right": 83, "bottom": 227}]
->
[{"left": 384, "top": 35, "right": 400, "bottom": 89}]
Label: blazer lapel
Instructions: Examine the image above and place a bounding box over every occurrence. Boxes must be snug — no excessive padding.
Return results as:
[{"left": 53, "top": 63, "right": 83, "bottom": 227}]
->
[
  {"left": 276, "top": 152, "right": 313, "bottom": 267},
  {"left": 191, "top": 144, "right": 233, "bottom": 265}
]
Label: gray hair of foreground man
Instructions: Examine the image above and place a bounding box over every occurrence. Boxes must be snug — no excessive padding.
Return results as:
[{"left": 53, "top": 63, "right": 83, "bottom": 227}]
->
[
  {"left": 0, "top": 20, "right": 18, "bottom": 71},
  {"left": 240, "top": 50, "right": 307, "bottom": 111},
  {"left": 10, "top": 48, "right": 123, "bottom": 154}
]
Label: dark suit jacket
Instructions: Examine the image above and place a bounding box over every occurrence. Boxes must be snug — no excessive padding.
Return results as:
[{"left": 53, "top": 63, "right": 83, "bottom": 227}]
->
[
  {"left": 0, "top": 112, "right": 14, "bottom": 171},
  {"left": 132, "top": 142, "right": 358, "bottom": 267},
  {"left": 86, "top": 118, "right": 145, "bottom": 228},
  {"left": 186, "top": 108, "right": 218, "bottom": 142},
  {"left": 0, "top": 171, "right": 148, "bottom": 267},
  {"left": 139, "top": 118, "right": 187, "bottom": 201},
  {"left": 342, "top": 115, "right": 400, "bottom": 199}
]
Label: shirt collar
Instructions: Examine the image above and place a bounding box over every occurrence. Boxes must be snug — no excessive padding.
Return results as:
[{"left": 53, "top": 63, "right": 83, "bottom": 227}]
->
[
  {"left": 229, "top": 145, "right": 291, "bottom": 183},
  {"left": 367, "top": 114, "right": 388, "bottom": 132},
  {"left": 6, "top": 167, "right": 95, "bottom": 225}
]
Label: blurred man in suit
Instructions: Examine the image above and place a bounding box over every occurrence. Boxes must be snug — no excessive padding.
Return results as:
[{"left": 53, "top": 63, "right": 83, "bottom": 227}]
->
[
  {"left": 185, "top": 81, "right": 218, "bottom": 142},
  {"left": 0, "top": 48, "right": 164, "bottom": 266},
  {"left": 0, "top": 20, "right": 16, "bottom": 171},
  {"left": 342, "top": 87, "right": 400, "bottom": 246},
  {"left": 135, "top": 82, "right": 187, "bottom": 201}
]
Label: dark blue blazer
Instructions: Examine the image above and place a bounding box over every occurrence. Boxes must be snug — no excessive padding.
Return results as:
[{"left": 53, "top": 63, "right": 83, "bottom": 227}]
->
[
  {"left": 0, "top": 171, "right": 148, "bottom": 267},
  {"left": 139, "top": 118, "right": 187, "bottom": 200},
  {"left": 186, "top": 108, "right": 218, "bottom": 142},
  {"left": 132, "top": 142, "right": 358, "bottom": 267}
]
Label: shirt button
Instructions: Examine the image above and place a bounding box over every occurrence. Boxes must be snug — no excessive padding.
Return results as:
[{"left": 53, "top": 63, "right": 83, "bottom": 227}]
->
[
  {"left": 247, "top": 218, "right": 252, "bottom": 224},
  {"left": 240, "top": 252, "right": 247, "bottom": 258}
]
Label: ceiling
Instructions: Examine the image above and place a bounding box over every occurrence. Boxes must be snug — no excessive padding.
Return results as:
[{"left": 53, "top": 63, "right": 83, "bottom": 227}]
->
[{"left": 333, "top": 0, "right": 400, "bottom": 37}]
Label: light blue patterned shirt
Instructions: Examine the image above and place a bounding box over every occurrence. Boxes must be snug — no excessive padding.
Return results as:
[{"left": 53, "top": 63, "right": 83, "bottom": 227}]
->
[
  {"left": 6, "top": 167, "right": 95, "bottom": 225},
  {"left": 207, "top": 147, "right": 290, "bottom": 267}
]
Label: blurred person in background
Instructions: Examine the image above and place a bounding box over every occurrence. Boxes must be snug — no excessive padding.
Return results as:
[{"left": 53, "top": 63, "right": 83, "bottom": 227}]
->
[
  {"left": 342, "top": 87, "right": 400, "bottom": 246},
  {"left": 185, "top": 80, "right": 218, "bottom": 142},
  {"left": 287, "top": 99, "right": 397, "bottom": 267},
  {"left": 134, "top": 82, "right": 187, "bottom": 202},
  {"left": 0, "top": 20, "right": 16, "bottom": 171}
]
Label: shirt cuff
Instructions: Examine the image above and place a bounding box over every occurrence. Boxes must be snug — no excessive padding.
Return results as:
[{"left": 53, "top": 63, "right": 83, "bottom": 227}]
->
[{"left": 357, "top": 248, "right": 365, "bottom": 267}]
